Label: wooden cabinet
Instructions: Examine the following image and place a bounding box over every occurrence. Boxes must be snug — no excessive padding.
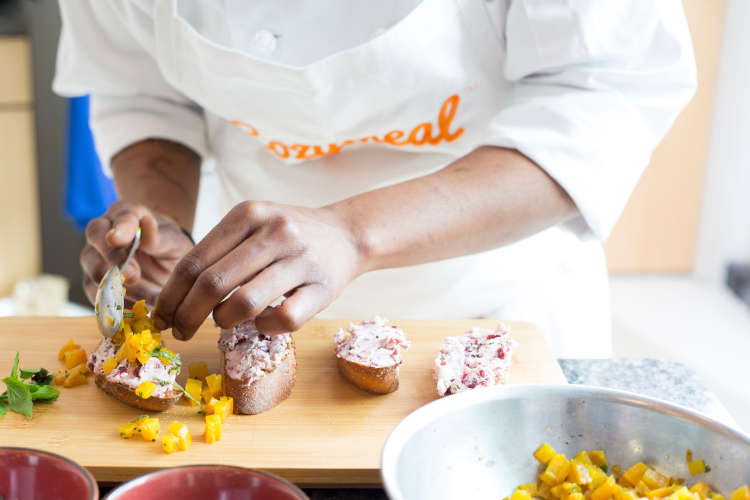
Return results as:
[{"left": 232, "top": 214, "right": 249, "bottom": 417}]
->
[
  {"left": 0, "top": 37, "right": 41, "bottom": 295},
  {"left": 605, "top": 1, "right": 725, "bottom": 272}
]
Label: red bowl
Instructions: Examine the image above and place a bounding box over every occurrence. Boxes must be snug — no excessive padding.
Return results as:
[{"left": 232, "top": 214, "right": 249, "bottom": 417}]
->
[
  {"left": 0, "top": 447, "right": 98, "bottom": 500},
  {"left": 105, "top": 465, "right": 309, "bottom": 500}
]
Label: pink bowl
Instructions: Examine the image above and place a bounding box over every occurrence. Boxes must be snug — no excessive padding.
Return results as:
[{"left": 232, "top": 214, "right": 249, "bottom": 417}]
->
[
  {"left": 0, "top": 447, "right": 98, "bottom": 500},
  {"left": 105, "top": 465, "right": 308, "bottom": 500}
]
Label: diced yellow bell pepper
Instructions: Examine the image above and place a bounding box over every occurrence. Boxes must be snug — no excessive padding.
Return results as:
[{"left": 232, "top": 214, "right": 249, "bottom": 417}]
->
[
  {"left": 588, "top": 450, "right": 607, "bottom": 467},
  {"left": 102, "top": 357, "right": 118, "bottom": 375},
  {"left": 58, "top": 339, "right": 81, "bottom": 361},
  {"left": 119, "top": 422, "right": 139, "bottom": 439},
  {"left": 540, "top": 454, "right": 571, "bottom": 486},
  {"left": 592, "top": 476, "right": 617, "bottom": 500},
  {"left": 712, "top": 495, "right": 726, "bottom": 500},
  {"left": 568, "top": 460, "right": 592, "bottom": 485},
  {"left": 53, "top": 368, "right": 67, "bottom": 386},
  {"left": 687, "top": 459, "right": 707, "bottom": 475},
  {"left": 115, "top": 342, "right": 128, "bottom": 363},
  {"left": 133, "top": 317, "right": 155, "bottom": 333},
  {"left": 589, "top": 465, "right": 608, "bottom": 489},
  {"left": 185, "top": 378, "right": 202, "bottom": 407},
  {"left": 162, "top": 434, "right": 179, "bottom": 454},
  {"left": 518, "top": 483, "right": 537, "bottom": 495},
  {"left": 205, "top": 414, "right": 222, "bottom": 444},
  {"left": 157, "top": 347, "right": 177, "bottom": 366},
  {"left": 63, "top": 364, "right": 89, "bottom": 387},
  {"left": 573, "top": 451, "right": 593, "bottom": 466},
  {"left": 535, "top": 443, "right": 557, "bottom": 464},
  {"left": 621, "top": 462, "right": 648, "bottom": 487},
  {"left": 672, "top": 487, "right": 700, "bottom": 500},
  {"left": 511, "top": 490, "right": 534, "bottom": 500},
  {"left": 132, "top": 299, "right": 149, "bottom": 319},
  {"left": 569, "top": 493, "right": 584, "bottom": 500},
  {"left": 188, "top": 361, "right": 209, "bottom": 381},
  {"left": 139, "top": 417, "right": 160, "bottom": 441},
  {"left": 204, "top": 397, "right": 220, "bottom": 414},
  {"left": 690, "top": 482, "right": 712, "bottom": 500},
  {"left": 620, "top": 489, "right": 639, "bottom": 500},
  {"left": 213, "top": 397, "right": 233, "bottom": 423},
  {"left": 731, "top": 486, "right": 750, "bottom": 500},
  {"left": 205, "top": 373, "right": 222, "bottom": 394},
  {"left": 642, "top": 468, "right": 669, "bottom": 489},
  {"left": 136, "top": 381, "right": 157, "bottom": 399},
  {"left": 167, "top": 421, "right": 191, "bottom": 451},
  {"left": 551, "top": 482, "right": 582, "bottom": 500},
  {"left": 649, "top": 487, "right": 677, "bottom": 500},
  {"left": 64, "top": 348, "right": 88, "bottom": 369},
  {"left": 537, "top": 483, "right": 553, "bottom": 500}
]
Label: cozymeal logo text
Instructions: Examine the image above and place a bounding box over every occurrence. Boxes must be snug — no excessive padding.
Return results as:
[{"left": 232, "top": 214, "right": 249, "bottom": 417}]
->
[{"left": 231, "top": 93, "right": 465, "bottom": 161}]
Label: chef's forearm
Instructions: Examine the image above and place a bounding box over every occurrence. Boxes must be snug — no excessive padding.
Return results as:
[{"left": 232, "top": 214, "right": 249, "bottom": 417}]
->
[
  {"left": 110, "top": 139, "right": 201, "bottom": 231},
  {"left": 329, "top": 146, "right": 577, "bottom": 273}
]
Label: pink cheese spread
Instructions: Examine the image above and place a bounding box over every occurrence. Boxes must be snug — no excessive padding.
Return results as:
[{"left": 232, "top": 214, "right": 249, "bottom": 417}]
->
[
  {"left": 88, "top": 338, "right": 179, "bottom": 397},
  {"left": 334, "top": 316, "right": 410, "bottom": 368},
  {"left": 433, "top": 323, "right": 517, "bottom": 397},
  {"left": 219, "top": 320, "right": 292, "bottom": 386}
]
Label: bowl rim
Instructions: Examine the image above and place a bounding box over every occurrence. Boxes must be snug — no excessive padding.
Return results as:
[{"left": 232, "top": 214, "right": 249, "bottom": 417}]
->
[
  {"left": 381, "top": 384, "right": 750, "bottom": 500},
  {"left": 0, "top": 446, "right": 99, "bottom": 500},
  {"left": 104, "top": 464, "right": 309, "bottom": 500}
]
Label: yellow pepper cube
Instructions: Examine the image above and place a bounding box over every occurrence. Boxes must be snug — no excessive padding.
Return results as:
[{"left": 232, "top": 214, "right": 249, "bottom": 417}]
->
[
  {"left": 568, "top": 460, "right": 592, "bottom": 485},
  {"left": 573, "top": 451, "right": 593, "bottom": 466},
  {"left": 731, "top": 486, "right": 750, "bottom": 500},
  {"left": 204, "top": 414, "right": 222, "bottom": 444},
  {"left": 102, "top": 357, "right": 118, "bottom": 375},
  {"left": 588, "top": 450, "right": 607, "bottom": 467},
  {"left": 592, "top": 476, "right": 617, "bottom": 500},
  {"left": 589, "top": 465, "right": 608, "bottom": 489},
  {"left": 185, "top": 378, "right": 202, "bottom": 406},
  {"left": 214, "top": 398, "right": 232, "bottom": 423},
  {"left": 133, "top": 317, "right": 156, "bottom": 333},
  {"left": 673, "top": 487, "right": 700, "bottom": 500},
  {"left": 136, "top": 349, "right": 151, "bottom": 365},
  {"left": 712, "top": 495, "right": 726, "bottom": 500},
  {"left": 540, "top": 454, "right": 571, "bottom": 486},
  {"left": 621, "top": 462, "right": 648, "bottom": 487},
  {"left": 620, "top": 490, "right": 639, "bottom": 500},
  {"left": 118, "top": 422, "right": 139, "bottom": 439},
  {"left": 58, "top": 339, "right": 80, "bottom": 361},
  {"left": 642, "top": 469, "right": 669, "bottom": 489},
  {"left": 534, "top": 443, "right": 557, "bottom": 464},
  {"left": 511, "top": 490, "right": 533, "bottom": 500},
  {"left": 569, "top": 493, "right": 584, "bottom": 500},
  {"left": 650, "top": 487, "right": 677, "bottom": 499},
  {"left": 205, "top": 373, "right": 222, "bottom": 394},
  {"left": 115, "top": 342, "right": 128, "bottom": 363},
  {"left": 139, "top": 417, "right": 160, "bottom": 441},
  {"left": 188, "top": 362, "right": 209, "bottom": 381},
  {"left": 136, "top": 381, "right": 157, "bottom": 399},
  {"left": 687, "top": 459, "right": 707, "bottom": 476},
  {"left": 63, "top": 365, "right": 89, "bottom": 388},
  {"left": 518, "top": 483, "right": 537, "bottom": 495},
  {"left": 64, "top": 348, "right": 88, "bottom": 369},
  {"left": 132, "top": 299, "right": 149, "bottom": 319},
  {"left": 204, "top": 397, "right": 220, "bottom": 414},
  {"left": 167, "top": 421, "right": 192, "bottom": 451},
  {"left": 690, "top": 482, "right": 711, "bottom": 500},
  {"left": 162, "top": 434, "right": 179, "bottom": 454},
  {"left": 53, "top": 368, "right": 67, "bottom": 386}
]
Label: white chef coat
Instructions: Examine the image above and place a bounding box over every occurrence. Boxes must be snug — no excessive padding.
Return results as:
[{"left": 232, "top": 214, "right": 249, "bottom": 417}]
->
[{"left": 53, "top": 0, "right": 696, "bottom": 357}]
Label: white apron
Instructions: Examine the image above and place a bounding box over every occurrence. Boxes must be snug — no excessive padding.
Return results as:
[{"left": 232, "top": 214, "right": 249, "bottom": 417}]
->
[{"left": 151, "top": 0, "right": 612, "bottom": 357}]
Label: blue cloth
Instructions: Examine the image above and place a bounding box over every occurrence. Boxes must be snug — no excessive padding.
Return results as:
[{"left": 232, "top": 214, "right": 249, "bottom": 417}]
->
[{"left": 64, "top": 95, "right": 118, "bottom": 230}]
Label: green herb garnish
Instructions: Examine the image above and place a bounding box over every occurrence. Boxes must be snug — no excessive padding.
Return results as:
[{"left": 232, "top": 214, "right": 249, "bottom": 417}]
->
[
  {"left": 171, "top": 380, "right": 202, "bottom": 410},
  {"left": 150, "top": 346, "right": 182, "bottom": 367},
  {"left": 123, "top": 312, "right": 135, "bottom": 318},
  {"left": 600, "top": 465, "right": 608, "bottom": 473},
  {"left": 705, "top": 465, "right": 711, "bottom": 472},
  {"left": 1, "top": 352, "right": 59, "bottom": 418}
]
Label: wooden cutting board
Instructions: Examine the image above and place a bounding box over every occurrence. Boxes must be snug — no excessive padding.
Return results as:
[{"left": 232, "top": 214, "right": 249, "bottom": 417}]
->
[{"left": 0, "top": 317, "right": 565, "bottom": 486}]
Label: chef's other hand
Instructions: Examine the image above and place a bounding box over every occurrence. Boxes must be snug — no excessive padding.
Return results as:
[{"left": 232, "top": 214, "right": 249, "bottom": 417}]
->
[
  {"left": 152, "top": 201, "right": 362, "bottom": 340},
  {"left": 81, "top": 200, "right": 195, "bottom": 307}
]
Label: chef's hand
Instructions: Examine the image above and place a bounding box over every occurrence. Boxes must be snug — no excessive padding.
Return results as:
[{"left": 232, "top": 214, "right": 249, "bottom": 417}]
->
[
  {"left": 81, "top": 201, "right": 195, "bottom": 307},
  {"left": 151, "top": 201, "right": 363, "bottom": 339}
]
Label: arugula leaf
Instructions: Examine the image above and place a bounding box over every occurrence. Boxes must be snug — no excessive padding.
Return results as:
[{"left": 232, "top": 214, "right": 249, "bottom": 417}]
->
[
  {"left": 29, "top": 385, "right": 59, "bottom": 402},
  {"left": 3, "top": 377, "right": 32, "bottom": 417},
  {"left": 19, "top": 368, "right": 40, "bottom": 379},
  {"left": 10, "top": 352, "right": 19, "bottom": 379}
]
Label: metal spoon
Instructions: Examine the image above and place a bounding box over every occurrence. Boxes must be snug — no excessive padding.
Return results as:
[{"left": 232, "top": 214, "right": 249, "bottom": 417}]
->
[{"left": 95, "top": 227, "right": 142, "bottom": 338}]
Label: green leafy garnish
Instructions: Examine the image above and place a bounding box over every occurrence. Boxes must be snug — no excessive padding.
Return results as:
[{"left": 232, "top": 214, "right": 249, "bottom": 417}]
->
[
  {"left": 600, "top": 465, "right": 608, "bottom": 473},
  {"left": 0, "top": 401, "right": 6, "bottom": 418},
  {"left": 10, "top": 352, "right": 19, "bottom": 379},
  {"left": 3, "top": 377, "right": 33, "bottom": 417},
  {"left": 123, "top": 312, "right": 135, "bottom": 318},
  {"left": 150, "top": 347, "right": 182, "bottom": 367},
  {"left": 705, "top": 465, "right": 712, "bottom": 472},
  {"left": 19, "top": 368, "right": 39, "bottom": 379},
  {"left": 29, "top": 385, "right": 59, "bottom": 402}
]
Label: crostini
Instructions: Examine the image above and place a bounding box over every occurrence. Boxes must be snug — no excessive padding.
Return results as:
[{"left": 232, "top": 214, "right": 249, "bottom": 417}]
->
[
  {"left": 88, "top": 301, "right": 182, "bottom": 411},
  {"left": 334, "top": 317, "right": 410, "bottom": 394},
  {"left": 218, "top": 320, "right": 296, "bottom": 415},
  {"left": 433, "top": 323, "right": 517, "bottom": 397}
]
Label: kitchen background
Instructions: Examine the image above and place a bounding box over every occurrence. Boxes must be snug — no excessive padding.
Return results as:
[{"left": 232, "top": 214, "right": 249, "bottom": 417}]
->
[{"left": 1, "top": 1, "right": 748, "bottom": 430}]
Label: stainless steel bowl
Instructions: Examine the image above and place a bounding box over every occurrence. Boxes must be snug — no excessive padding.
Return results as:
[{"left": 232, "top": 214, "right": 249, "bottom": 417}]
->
[{"left": 382, "top": 385, "right": 750, "bottom": 500}]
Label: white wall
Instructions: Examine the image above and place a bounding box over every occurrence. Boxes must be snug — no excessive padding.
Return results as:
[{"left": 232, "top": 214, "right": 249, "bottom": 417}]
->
[{"left": 694, "top": 0, "right": 750, "bottom": 286}]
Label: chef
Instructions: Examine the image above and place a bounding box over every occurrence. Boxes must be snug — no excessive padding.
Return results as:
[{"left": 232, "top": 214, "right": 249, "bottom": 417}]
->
[{"left": 53, "top": 0, "right": 696, "bottom": 357}]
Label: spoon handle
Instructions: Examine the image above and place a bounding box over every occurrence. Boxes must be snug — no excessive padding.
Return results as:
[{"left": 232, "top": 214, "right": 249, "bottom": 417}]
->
[{"left": 120, "top": 227, "right": 142, "bottom": 273}]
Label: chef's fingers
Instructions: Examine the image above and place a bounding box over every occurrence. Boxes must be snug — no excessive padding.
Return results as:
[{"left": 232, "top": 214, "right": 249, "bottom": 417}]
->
[
  {"left": 105, "top": 203, "right": 151, "bottom": 247},
  {"left": 152, "top": 201, "right": 271, "bottom": 331},
  {"left": 166, "top": 236, "right": 280, "bottom": 339},
  {"left": 84, "top": 216, "right": 114, "bottom": 259},
  {"left": 254, "top": 284, "right": 328, "bottom": 335},
  {"left": 209, "top": 259, "right": 310, "bottom": 336},
  {"left": 123, "top": 277, "right": 162, "bottom": 309}
]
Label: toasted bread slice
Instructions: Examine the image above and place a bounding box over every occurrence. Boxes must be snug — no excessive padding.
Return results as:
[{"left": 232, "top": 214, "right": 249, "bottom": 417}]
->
[
  {"left": 336, "top": 356, "right": 399, "bottom": 394},
  {"left": 94, "top": 374, "right": 181, "bottom": 411},
  {"left": 221, "top": 339, "right": 296, "bottom": 415},
  {"left": 334, "top": 317, "right": 409, "bottom": 395}
]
